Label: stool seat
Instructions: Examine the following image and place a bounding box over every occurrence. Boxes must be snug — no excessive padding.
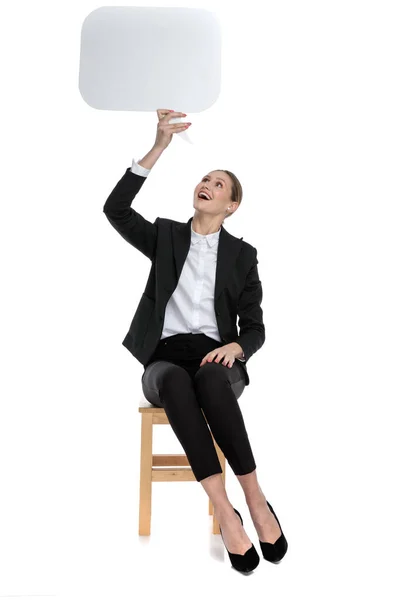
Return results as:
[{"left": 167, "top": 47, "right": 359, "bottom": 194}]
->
[
  {"left": 139, "top": 394, "right": 161, "bottom": 409},
  {"left": 138, "top": 393, "right": 226, "bottom": 536}
]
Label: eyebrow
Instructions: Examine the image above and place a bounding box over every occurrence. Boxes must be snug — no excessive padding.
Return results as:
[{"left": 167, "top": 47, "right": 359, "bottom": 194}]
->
[{"left": 203, "top": 175, "right": 227, "bottom": 184}]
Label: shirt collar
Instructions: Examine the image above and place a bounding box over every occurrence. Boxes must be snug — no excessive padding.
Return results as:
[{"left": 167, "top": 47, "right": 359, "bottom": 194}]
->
[{"left": 191, "top": 222, "right": 221, "bottom": 247}]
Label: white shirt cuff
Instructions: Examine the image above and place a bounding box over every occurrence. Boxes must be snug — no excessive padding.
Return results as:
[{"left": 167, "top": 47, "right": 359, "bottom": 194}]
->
[{"left": 130, "top": 158, "right": 151, "bottom": 177}]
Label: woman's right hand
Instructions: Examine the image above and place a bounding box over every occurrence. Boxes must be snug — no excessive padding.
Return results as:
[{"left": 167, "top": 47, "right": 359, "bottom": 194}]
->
[{"left": 154, "top": 109, "right": 191, "bottom": 150}]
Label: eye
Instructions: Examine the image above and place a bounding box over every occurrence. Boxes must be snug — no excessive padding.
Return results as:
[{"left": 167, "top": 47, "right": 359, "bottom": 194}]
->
[{"left": 202, "top": 177, "right": 223, "bottom": 187}]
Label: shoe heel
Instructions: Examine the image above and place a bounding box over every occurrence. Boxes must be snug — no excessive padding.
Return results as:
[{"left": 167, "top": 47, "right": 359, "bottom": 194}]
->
[{"left": 258, "top": 500, "right": 288, "bottom": 563}]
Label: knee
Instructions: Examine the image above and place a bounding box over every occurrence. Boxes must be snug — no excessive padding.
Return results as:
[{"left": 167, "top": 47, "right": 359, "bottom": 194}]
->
[
  {"left": 194, "top": 361, "right": 229, "bottom": 389},
  {"left": 161, "top": 364, "right": 192, "bottom": 391}
]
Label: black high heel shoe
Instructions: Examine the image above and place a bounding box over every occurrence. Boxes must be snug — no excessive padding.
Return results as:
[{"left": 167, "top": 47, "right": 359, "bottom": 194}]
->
[
  {"left": 258, "top": 500, "right": 288, "bottom": 563},
  {"left": 219, "top": 508, "right": 260, "bottom": 573}
]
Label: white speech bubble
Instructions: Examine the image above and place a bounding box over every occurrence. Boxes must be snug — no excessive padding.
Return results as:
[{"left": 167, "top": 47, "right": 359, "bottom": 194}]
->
[{"left": 79, "top": 7, "right": 221, "bottom": 114}]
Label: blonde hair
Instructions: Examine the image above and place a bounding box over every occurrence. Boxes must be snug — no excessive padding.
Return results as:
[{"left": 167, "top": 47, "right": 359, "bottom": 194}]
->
[{"left": 214, "top": 170, "right": 243, "bottom": 220}]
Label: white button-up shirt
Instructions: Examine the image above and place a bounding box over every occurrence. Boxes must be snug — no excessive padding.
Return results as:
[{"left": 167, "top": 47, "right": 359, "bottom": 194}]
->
[{"left": 130, "top": 158, "right": 245, "bottom": 361}]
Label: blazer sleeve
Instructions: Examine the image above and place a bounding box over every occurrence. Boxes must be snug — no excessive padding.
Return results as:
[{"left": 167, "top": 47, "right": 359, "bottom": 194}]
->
[
  {"left": 234, "top": 249, "right": 266, "bottom": 362},
  {"left": 103, "top": 167, "right": 158, "bottom": 261}
]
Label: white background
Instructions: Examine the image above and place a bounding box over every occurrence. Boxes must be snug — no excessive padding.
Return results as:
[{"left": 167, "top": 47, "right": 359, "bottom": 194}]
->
[{"left": 1, "top": 1, "right": 399, "bottom": 599}]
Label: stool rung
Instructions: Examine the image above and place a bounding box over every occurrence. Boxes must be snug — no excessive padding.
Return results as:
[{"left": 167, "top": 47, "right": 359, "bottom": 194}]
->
[
  {"left": 152, "top": 467, "right": 196, "bottom": 482},
  {"left": 153, "top": 454, "right": 190, "bottom": 467}
]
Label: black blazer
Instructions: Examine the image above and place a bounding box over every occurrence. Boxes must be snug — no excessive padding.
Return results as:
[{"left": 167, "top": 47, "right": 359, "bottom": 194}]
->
[{"left": 103, "top": 167, "right": 265, "bottom": 386}]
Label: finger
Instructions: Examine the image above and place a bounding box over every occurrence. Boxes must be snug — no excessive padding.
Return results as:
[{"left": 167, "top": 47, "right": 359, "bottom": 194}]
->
[
  {"left": 157, "top": 109, "right": 174, "bottom": 122},
  {"left": 162, "top": 123, "right": 191, "bottom": 131},
  {"left": 159, "top": 122, "right": 189, "bottom": 129},
  {"left": 163, "top": 111, "right": 187, "bottom": 123},
  {"left": 200, "top": 354, "right": 208, "bottom": 366}
]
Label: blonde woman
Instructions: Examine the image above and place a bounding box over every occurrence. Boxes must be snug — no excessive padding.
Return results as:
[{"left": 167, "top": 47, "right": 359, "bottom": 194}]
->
[{"left": 103, "top": 109, "right": 288, "bottom": 573}]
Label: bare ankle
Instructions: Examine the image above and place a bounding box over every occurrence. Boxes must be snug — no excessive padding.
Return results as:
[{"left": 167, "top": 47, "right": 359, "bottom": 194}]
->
[
  {"left": 214, "top": 502, "right": 235, "bottom": 519},
  {"left": 246, "top": 489, "right": 266, "bottom": 509}
]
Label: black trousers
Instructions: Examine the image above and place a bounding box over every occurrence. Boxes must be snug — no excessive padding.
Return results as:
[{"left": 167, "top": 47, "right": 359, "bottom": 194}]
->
[{"left": 141, "top": 333, "right": 257, "bottom": 482}]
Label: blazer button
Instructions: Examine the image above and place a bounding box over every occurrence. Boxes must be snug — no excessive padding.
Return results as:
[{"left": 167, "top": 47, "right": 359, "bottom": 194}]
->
[{"left": 216, "top": 311, "right": 220, "bottom": 316}]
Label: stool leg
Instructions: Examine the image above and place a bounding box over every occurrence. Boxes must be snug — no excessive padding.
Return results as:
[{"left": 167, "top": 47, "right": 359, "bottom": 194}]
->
[{"left": 139, "top": 413, "right": 153, "bottom": 536}]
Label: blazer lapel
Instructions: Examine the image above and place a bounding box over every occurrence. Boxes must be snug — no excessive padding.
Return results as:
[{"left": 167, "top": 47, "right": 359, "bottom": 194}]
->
[{"left": 171, "top": 217, "right": 243, "bottom": 301}]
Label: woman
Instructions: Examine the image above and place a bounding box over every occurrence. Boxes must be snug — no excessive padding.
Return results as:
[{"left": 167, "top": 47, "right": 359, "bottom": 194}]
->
[{"left": 103, "top": 109, "right": 288, "bottom": 573}]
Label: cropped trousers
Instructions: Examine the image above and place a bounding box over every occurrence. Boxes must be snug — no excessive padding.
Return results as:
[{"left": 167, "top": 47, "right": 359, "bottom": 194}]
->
[{"left": 141, "top": 333, "right": 257, "bottom": 482}]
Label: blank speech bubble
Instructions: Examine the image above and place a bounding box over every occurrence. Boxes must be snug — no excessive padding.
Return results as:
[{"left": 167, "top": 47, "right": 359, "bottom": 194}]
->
[{"left": 78, "top": 6, "right": 221, "bottom": 113}]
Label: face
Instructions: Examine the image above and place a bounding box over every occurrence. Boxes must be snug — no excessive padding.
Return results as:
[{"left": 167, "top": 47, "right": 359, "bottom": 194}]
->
[{"left": 193, "top": 170, "right": 236, "bottom": 218}]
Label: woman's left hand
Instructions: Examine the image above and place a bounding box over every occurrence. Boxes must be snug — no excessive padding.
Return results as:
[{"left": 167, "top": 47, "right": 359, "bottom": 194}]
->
[{"left": 199, "top": 343, "right": 238, "bottom": 369}]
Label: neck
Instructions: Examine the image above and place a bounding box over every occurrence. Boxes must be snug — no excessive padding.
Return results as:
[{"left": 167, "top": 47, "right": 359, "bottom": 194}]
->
[{"left": 192, "top": 213, "right": 223, "bottom": 235}]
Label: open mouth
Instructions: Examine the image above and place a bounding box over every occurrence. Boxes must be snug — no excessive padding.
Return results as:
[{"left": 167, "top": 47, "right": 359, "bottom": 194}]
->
[{"left": 198, "top": 191, "right": 211, "bottom": 201}]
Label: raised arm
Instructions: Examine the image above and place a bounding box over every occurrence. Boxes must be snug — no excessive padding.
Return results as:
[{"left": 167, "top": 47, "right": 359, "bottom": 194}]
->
[
  {"left": 103, "top": 162, "right": 159, "bottom": 260},
  {"left": 103, "top": 109, "right": 191, "bottom": 260}
]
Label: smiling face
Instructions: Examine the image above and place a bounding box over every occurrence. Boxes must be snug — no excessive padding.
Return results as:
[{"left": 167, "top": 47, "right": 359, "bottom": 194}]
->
[{"left": 193, "top": 170, "right": 235, "bottom": 218}]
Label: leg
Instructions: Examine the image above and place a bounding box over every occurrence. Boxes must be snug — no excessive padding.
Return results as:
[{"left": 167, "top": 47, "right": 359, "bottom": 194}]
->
[
  {"left": 194, "top": 361, "right": 257, "bottom": 554},
  {"left": 138, "top": 413, "right": 153, "bottom": 535},
  {"left": 141, "top": 360, "right": 223, "bottom": 482},
  {"left": 200, "top": 472, "right": 254, "bottom": 556},
  {"left": 193, "top": 362, "right": 282, "bottom": 544},
  {"left": 236, "top": 470, "right": 282, "bottom": 544},
  {"left": 193, "top": 361, "right": 256, "bottom": 476}
]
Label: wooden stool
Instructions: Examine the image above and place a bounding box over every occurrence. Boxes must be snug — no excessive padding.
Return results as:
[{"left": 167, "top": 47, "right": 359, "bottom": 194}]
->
[{"left": 138, "top": 396, "right": 226, "bottom": 536}]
